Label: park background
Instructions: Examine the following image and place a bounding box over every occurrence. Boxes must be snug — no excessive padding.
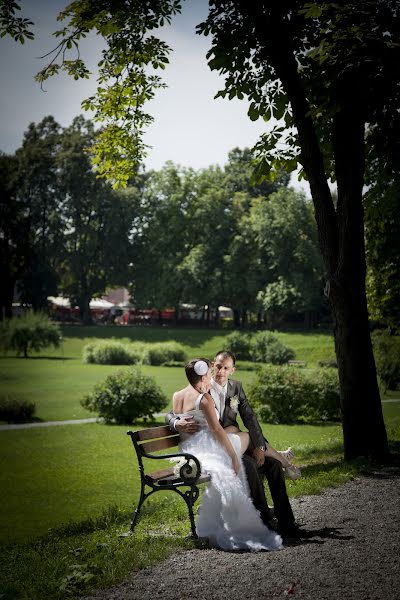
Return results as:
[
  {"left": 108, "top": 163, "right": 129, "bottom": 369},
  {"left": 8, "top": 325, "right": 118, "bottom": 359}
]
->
[{"left": 1, "top": 1, "right": 400, "bottom": 599}]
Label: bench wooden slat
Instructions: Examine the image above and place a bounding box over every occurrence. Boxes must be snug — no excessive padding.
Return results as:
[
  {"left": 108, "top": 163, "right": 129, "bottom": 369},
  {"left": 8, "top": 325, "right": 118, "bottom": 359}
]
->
[
  {"left": 140, "top": 436, "right": 179, "bottom": 454},
  {"left": 147, "top": 467, "right": 175, "bottom": 480},
  {"left": 147, "top": 468, "right": 211, "bottom": 485},
  {"left": 136, "top": 425, "right": 177, "bottom": 441}
]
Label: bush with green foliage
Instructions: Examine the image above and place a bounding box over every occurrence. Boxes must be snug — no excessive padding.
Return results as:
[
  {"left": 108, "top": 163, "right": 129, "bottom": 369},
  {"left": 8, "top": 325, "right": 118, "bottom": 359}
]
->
[
  {"left": 0, "top": 393, "right": 36, "bottom": 423},
  {"left": 372, "top": 330, "right": 400, "bottom": 390},
  {"left": 0, "top": 312, "right": 61, "bottom": 358},
  {"left": 83, "top": 341, "right": 143, "bottom": 365},
  {"left": 249, "top": 365, "right": 341, "bottom": 424},
  {"left": 144, "top": 342, "right": 188, "bottom": 366},
  {"left": 81, "top": 368, "right": 166, "bottom": 423},
  {"left": 82, "top": 340, "right": 187, "bottom": 366},
  {"left": 223, "top": 330, "right": 295, "bottom": 364},
  {"left": 250, "top": 331, "right": 295, "bottom": 364},
  {"left": 224, "top": 331, "right": 253, "bottom": 360}
]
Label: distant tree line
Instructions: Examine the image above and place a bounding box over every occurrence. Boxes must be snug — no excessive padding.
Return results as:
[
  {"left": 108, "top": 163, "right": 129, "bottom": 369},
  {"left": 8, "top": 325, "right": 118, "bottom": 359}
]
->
[{"left": 1, "top": 115, "right": 397, "bottom": 330}]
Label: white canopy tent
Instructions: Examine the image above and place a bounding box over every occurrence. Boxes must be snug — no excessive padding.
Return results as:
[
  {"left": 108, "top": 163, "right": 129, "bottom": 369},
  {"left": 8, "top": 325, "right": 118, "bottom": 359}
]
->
[{"left": 48, "top": 296, "right": 115, "bottom": 309}]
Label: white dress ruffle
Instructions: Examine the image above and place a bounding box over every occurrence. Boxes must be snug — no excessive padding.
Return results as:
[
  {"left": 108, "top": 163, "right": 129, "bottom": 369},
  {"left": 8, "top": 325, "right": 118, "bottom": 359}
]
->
[{"left": 179, "top": 406, "right": 283, "bottom": 552}]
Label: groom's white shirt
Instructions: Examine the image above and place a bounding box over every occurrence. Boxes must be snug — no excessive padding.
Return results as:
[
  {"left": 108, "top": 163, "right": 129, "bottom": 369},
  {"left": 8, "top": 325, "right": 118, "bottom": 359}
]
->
[{"left": 210, "top": 378, "right": 227, "bottom": 419}]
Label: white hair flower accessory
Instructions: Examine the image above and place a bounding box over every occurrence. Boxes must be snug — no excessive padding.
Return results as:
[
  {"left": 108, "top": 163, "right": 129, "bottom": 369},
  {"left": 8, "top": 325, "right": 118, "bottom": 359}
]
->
[{"left": 194, "top": 360, "right": 208, "bottom": 376}]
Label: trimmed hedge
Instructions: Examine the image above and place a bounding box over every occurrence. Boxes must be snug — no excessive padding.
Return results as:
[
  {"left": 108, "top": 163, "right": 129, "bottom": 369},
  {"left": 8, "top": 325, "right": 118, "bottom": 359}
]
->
[
  {"left": 83, "top": 341, "right": 143, "bottom": 365},
  {"left": 249, "top": 365, "right": 341, "bottom": 424},
  {"left": 0, "top": 393, "right": 36, "bottom": 423},
  {"left": 83, "top": 340, "right": 187, "bottom": 366},
  {"left": 372, "top": 330, "right": 400, "bottom": 391},
  {"left": 80, "top": 368, "right": 166, "bottom": 424},
  {"left": 250, "top": 331, "right": 295, "bottom": 364},
  {"left": 224, "top": 331, "right": 253, "bottom": 360},
  {"left": 224, "top": 330, "right": 295, "bottom": 365},
  {"left": 144, "top": 342, "right": 188, "bottom": 366}
]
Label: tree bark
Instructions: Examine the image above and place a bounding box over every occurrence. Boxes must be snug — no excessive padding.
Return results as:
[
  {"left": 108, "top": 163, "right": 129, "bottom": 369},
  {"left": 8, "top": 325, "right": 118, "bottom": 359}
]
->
[
  {"left": 330, "top": 106, "right": 388, "bottom": 459},
  {"left": 79, "top": 294, "right": 93, "bottom": 325}
]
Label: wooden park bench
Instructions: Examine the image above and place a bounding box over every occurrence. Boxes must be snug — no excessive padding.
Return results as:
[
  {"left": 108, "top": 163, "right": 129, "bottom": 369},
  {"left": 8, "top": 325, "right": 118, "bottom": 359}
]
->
[
  {"left": 126, "top": 425, "right": 211, "bottom": 538},
  {"left": 287, "top": 360, "right": 307, "bottom": 367}
]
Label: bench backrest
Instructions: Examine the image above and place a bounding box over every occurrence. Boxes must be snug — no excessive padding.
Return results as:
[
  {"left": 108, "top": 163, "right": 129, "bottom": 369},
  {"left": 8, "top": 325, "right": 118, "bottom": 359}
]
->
[{"left": 128, "top": 425, "right": 180, "bottom": 457}]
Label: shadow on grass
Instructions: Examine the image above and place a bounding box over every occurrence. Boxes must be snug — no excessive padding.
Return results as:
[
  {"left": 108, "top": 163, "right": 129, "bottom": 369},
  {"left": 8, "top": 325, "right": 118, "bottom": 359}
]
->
[
  {"left": 25, "top": 356, "right": 74, "bottom": 361},
  {"left": 299, "top": 460, "right": 349, "bottom": 477},
  {"left": 47, "top": 505, "right": 132, "bottom": 540},
  {"left": 0, "top": 355, "right": 74, "bottom": 361},
  {"left": 299, "top": 440, "right": 344, "bottom": 459},
  {"left": 60, "top": 324, "right": 227, "bottom": 347}
]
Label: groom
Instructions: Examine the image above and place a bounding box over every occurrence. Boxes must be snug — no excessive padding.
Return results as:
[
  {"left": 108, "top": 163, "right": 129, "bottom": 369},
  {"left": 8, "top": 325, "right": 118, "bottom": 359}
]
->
[{"left": 166, "top": 349, "right": 303, "bottom": 538}]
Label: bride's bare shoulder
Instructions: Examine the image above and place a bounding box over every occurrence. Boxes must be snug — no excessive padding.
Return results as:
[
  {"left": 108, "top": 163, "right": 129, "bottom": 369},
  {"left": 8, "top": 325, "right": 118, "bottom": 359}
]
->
[{"left": 172, "top": 385, "right": 193, "bottom": 411}]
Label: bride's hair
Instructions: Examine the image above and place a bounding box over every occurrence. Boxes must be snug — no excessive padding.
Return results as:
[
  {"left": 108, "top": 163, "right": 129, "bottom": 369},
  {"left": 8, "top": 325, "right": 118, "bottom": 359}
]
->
[{"left": 185, "top": 358, "right": 211, "bottom": 386}]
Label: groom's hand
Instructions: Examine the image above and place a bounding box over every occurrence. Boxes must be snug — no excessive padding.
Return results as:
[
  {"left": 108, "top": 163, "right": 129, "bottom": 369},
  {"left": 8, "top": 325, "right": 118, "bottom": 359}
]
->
[
  {"left": 252, "top": 448, "right": 265, "bottom": 467},
  {"left": 175, "top": 415, "right": 198, "bottom": 434}
]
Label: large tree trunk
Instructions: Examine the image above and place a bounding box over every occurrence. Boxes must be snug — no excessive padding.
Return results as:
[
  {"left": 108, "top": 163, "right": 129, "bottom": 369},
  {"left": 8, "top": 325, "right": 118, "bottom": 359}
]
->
[
  {"left": 233, "top": 308, "right": 241, "bottom": 328},
  {"left": 262, "top": 9, "right": 389, "bottom": 460},
  {"left": 0, "top": 274, "right": 14, "bottom": 320},
  {"left": 330, "top": 106, "right": 388, "bottom": 459},
  {"left": 79, "top": 293, "right": 93, "bottom": 325}
]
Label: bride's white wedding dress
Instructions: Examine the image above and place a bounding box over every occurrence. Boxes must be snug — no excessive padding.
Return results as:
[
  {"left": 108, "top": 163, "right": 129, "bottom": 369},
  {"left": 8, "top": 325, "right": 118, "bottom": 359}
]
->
[{"left": 179, "top": 397, "right": 283, "bottom": 552}]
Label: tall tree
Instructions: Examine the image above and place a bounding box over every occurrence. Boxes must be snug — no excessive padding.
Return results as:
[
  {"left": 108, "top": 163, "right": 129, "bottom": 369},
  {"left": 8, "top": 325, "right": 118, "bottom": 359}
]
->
[
  {"left": 364, "top": 108, "right": 400, "bottom": 333},
  {"left": 197, "top": 1, "right": 393, "bottom": 459},
  {"left": 250, "top": 188, "right": 324, "bottom": 328},
  {"left": 14, "top": 116, "right": 62, "bottom": 310},
  {"left": 57, "top": 116, "right": 137, "bottom": 323},
  {"left": 131, "top": 162, "right": 192, "bottom": 316},
  {"left": 0, "top": 153, "right": 21, "bottom": 319},
  {"left": 224, "top": 147, "right": 289, "bottom": 198}
]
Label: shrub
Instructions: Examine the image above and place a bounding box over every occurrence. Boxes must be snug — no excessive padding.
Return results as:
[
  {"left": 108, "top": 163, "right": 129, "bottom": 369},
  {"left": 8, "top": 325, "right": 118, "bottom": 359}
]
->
[
  {"left": 0, "top": 312, "right": 61, "bottom": 358},
  {"left": 224, "top": 331, "right": 253, "bottom": 360},
  {"left": 250, "top": 331, "right": 295, "bottom": 365},
  {"left": 372, "top": 330, "right": 400, "bottom": 390},
  {"left": 249, "top": 365, "right": 341, "bottom": 424},
  {"left": 0, "top": 393, "right": 36, "bottom": 423},
  {"left": 81, "top": 368, "right": 166, "bottom": 424},
  {"left": 83, "top": 341, "right": 143, "bottom": 365},
  {"left": 145, "top": 342, "right": 188, "bottom": 366}
]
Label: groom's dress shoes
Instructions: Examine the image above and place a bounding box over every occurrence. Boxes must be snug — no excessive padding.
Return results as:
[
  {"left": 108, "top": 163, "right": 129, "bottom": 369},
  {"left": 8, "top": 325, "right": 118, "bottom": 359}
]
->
[{"left": 277, "top": 523, "right": 310, "bottom": 539}]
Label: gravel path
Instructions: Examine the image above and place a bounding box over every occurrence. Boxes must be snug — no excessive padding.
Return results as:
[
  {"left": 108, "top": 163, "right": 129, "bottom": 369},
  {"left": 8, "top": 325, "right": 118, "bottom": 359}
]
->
[{"left": 84, "top": 463, "right": 400, "bottom": 600}]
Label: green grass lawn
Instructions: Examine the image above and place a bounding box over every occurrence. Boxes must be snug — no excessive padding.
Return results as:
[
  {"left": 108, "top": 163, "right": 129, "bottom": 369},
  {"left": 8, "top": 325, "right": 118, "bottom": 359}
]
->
[{"left": 3, "top": 324, "right": 319, "bottom": 422}]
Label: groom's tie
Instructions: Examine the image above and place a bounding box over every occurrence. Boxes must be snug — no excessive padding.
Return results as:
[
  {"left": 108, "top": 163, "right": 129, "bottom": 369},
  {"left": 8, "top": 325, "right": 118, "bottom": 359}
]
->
[{"left": 219, "top": 390, "right": 225, "bottom": 419}]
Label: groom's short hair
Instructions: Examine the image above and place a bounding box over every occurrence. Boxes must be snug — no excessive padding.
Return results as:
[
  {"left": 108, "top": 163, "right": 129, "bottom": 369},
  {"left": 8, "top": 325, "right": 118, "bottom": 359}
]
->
[{"left": 214, "top": 350, "right": 236, "bottom": 365}]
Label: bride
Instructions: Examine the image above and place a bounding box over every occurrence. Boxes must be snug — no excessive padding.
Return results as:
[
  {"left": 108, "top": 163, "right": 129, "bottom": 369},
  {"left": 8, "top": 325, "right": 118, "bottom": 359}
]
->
[{"left": 172, "top": 357, "right": 283, "bottom": 551}]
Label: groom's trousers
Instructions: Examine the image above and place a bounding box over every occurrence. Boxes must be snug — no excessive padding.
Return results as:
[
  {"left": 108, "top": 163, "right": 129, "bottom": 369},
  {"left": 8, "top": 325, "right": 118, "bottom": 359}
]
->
[{"left": 242, "top": 454, "right": 295, "bottom": 528}]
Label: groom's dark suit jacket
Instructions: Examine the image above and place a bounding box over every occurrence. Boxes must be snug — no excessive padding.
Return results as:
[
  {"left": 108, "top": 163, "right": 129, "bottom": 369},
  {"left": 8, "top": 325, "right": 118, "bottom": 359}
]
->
[{"left": 218, "top": 378, "right": 268, "bottom": 449}]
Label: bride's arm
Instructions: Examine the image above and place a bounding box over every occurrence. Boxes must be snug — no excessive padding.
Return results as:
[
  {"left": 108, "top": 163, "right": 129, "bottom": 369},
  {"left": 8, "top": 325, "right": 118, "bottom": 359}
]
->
[{"left": 200, "top": 393, "right": 240, "bottom": 475}]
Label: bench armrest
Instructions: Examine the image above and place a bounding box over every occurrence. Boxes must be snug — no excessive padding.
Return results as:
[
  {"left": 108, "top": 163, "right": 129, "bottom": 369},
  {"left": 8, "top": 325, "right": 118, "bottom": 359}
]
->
[{"left": 142, "top": 450, "right": 202, "bottom": 485}]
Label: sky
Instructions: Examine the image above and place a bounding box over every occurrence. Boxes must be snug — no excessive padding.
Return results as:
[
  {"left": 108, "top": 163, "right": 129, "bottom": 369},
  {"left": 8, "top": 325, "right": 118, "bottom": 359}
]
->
[{"left": 0, "top": 0, "right": 310, "bottom": 193}]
